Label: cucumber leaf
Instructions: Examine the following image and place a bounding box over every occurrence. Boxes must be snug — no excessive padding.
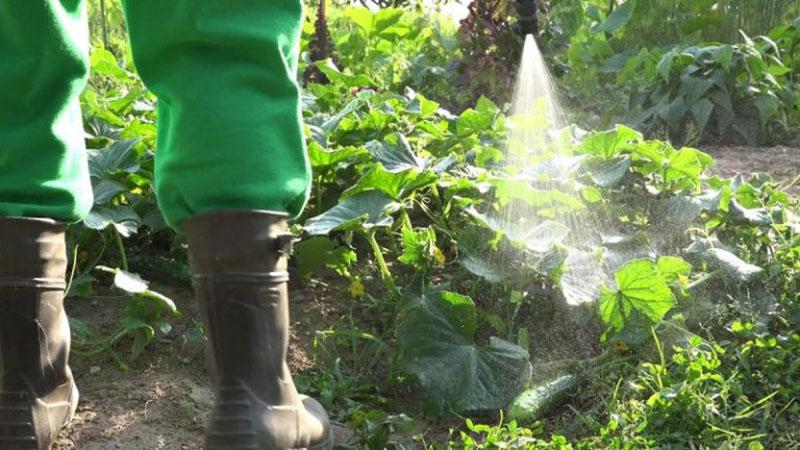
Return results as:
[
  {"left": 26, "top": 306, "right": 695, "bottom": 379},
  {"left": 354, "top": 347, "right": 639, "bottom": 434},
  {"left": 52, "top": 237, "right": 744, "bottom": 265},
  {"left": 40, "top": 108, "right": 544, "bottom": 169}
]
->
[
  {"left": 304, "top": 192, "right": 400, "bottom": 235},
  {"left": 366, "top": 133, "right": 423, "bottom": 173},
  {"left": 600, "top": 259, "right": 676, "bottom": 332},
  {"left": 594, "top": 0, "right": 637, "bottom": 33},
  {"left": 397, "top": 291, "right": 532, "bottom": 413},
  {"left": 702, "top": 248, "right": 763, "bottom": 284},
  {"left": 342, "top": 166, "right": 438, "bottom": 200}
]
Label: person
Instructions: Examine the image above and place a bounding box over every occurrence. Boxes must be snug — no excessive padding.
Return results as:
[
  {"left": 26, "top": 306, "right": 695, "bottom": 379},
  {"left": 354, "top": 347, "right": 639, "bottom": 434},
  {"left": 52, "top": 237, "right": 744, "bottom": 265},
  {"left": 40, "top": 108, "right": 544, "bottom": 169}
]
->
[{"left": 0, "top": 1, "right": 333, "bottom": 449}]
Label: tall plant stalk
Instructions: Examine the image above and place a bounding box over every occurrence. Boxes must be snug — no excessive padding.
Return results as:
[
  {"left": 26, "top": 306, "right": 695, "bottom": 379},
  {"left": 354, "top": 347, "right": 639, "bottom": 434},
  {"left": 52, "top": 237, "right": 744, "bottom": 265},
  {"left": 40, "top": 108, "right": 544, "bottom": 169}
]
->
[{"left": 100, "top": 0, "right": 109, "bottom": 50}]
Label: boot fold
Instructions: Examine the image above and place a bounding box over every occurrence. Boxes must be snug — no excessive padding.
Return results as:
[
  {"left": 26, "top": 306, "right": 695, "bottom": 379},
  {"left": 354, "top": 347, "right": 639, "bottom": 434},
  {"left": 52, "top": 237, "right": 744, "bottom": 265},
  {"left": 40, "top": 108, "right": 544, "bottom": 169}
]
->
[
  {"left": 0, "top": 218, "right": 67, "bottom": 289},
  {"left": 0, "top": 218, "right": 78, "bottom": 450},
  {"left": 184, "top": 210, "right": 333, "bottom": 450}
]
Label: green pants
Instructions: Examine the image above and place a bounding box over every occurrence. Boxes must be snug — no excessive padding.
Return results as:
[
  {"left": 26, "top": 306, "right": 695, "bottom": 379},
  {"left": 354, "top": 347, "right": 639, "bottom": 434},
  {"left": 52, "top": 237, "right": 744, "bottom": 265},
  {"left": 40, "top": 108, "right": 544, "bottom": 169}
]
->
[{"left": 0, "top": 0, "right": 310, "bottom": 230}]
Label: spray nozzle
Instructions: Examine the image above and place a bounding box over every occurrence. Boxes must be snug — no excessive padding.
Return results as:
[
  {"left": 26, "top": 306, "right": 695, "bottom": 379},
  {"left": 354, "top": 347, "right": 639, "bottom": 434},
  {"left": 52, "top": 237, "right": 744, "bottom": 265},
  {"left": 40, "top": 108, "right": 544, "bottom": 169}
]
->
[{"left": 514, "top": 0, "right": 539, "bottom": 38}]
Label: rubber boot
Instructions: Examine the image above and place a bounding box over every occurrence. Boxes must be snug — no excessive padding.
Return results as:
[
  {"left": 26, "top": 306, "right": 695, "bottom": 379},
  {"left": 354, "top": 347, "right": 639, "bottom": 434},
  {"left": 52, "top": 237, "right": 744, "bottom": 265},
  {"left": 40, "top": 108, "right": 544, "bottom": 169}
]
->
[
  {"left": 0, "top": 218, "right": 79, "bottom": 450},
  {"left": 183, "top": 210, "right": 333, "bottom": 450}
]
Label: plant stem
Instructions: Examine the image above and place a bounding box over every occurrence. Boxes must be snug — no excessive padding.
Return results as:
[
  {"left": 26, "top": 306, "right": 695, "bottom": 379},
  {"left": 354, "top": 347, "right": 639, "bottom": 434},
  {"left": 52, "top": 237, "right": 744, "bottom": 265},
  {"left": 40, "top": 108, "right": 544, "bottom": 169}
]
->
[
  {"left": 315, "top": 175, "right": 324, "bottom": 214},
  {"left": 686, "top": 270, "right": 720, "bottom": 291},
  {"left": 114, "top": 232, "right": 129, "bottom": 272},
  {"left": 509, "top": 301, "right": 522, "bottom": 341},
  {"left": 100, "top": 0, "right": 109, "bottom": 50},
  {"left": 401, "top": 208, "right": 413, "bottom": 231}
]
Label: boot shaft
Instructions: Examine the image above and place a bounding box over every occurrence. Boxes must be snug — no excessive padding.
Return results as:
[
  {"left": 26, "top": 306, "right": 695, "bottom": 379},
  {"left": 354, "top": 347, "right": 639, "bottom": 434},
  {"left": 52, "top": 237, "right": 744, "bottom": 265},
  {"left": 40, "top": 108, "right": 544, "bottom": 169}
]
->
[
  {"left": 183, "top": 210, "right": 297, "bottom": 404},
  {"left": 184, "top": 211, "right": 334, "bottom": 450},
  {"left": 0, "top": 217, "right": 70, "bottom": 393}
]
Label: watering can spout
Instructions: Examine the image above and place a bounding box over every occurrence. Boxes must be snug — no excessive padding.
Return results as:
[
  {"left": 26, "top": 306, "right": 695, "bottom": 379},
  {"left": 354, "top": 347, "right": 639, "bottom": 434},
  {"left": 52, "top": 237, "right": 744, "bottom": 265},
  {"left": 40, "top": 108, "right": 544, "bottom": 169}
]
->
[{"left": 514, "top": 0, "right": 539, "bottom": 38}]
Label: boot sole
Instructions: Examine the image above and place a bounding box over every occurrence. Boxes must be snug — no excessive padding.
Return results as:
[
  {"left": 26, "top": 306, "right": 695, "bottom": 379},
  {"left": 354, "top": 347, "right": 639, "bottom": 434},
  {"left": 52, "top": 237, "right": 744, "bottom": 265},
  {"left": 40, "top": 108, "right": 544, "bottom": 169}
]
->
[
  {"left": 304, "top": 428, "right": 334, "bottom": 450},
  {"left": 207, "top": 430, "right": 333, "bottom": 450}
]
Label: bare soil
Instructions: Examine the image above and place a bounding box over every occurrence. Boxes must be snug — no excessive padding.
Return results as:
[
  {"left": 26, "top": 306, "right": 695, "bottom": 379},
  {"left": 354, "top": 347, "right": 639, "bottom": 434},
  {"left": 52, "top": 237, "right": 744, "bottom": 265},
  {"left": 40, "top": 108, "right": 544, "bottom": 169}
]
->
[
  {"left": 50, "top": 146, "right": 798, "bottom": 449},
  {"left": 54, "top": 283, "right": 347, "bottom": 450},
  {"left": 704, "top": 146, "right": 799, "bottom": 196}
]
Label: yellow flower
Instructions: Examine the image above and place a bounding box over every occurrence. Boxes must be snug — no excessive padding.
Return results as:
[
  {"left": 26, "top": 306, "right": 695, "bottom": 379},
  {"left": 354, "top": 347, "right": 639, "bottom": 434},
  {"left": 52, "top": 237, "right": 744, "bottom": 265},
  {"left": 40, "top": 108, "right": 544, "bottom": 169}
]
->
[
  {"left": 677, "top": 274, "right": 690, "bottom": 288},
  {"left": 611, "top": 340, "right": 629, "bottom": 353},
  {"left": 432, "top": 246, "right": 446, "bottom": 266},
  {"left": 348, "top": 278, "right": 365, "bottom": 298}
]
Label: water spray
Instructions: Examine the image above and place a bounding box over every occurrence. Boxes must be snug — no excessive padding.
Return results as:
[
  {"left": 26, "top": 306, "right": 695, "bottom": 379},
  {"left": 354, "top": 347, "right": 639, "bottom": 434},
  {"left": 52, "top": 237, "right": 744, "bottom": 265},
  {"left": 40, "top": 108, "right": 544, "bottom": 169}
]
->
[{"left": 497, "top": 2, "right": 630, "bottom": 422}]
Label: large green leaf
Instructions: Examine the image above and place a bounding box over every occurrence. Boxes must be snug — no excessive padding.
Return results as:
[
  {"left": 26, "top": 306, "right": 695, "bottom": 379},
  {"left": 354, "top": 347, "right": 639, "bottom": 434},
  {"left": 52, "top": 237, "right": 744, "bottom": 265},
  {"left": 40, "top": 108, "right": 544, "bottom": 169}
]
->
[
  {"left": 342, "top": 166, "right": 437, "bottom": 201},
  {"left": 600, "top": 52, "right": 633, "bottom": 74},
  {"left": 87, "top": 139, "right": 140, "bottom": 179},
  {"left": 83, "top": 206, "right": 141, "bottom": 237},
  {"left": 594, "top": 0, "right": 637, "bottom": 33},
  {"left": 93, "top": 179, "right": 128, "bottom": 205},
  {"left": 465, "top": 208, "right": 525, "bottom": 241},
  {"left": 304, "top": 192, "right": 400, "bottom": 236},
  {"left": 560, "top": 248, "right": 616, "bottom": 306},
  {"left": 346, "top": 7, "right": 374, "bottom": 34},
  {"left": 702, "top": 248, "right": 763, "bottom": 284},
  {"left": 753, "top": 94, "right": 780, "bottom": 127},
  {"left": 490, "top": 179, "right": 584, "bottom": 211},
  {"left": 96, "top": 266, "right": 179, "bottom": 316},
  {"left": 365, "top": 133, "right": 423, "bottom": 173},
  {"left": 320, "top": 90, "right": 375, "bottom": 135},
  {"left": 602, "top": 232, "right": 657, "bottom": 274},
  {"left": 465, "top": 208, "right": 569, "bottom": 253},
  {"left": 713, "top": 45, "right": 734, "bottom": 71},
  {"left": 90, "top": 48, "right": 129, "bottom": 81},
  {"left": 316, "top": 59, "right": 376, "bottom": 88},
  {"left": 657, "top": 256, "right": 692, "bottom": 284},
  {"left": 524, "top": 156, "right": 584, "bottom": 180},
  {"left": 651, "top": 192, "right": 722, "bottom": 245},
  {"left": 729, "top": 200, "right": 772, "bottom": 226},
  {"left": 294, "top": 237, "right": 357, "bottom": 279},
  {"left": 308, "top": 142, "right": 366, "bottom": 169},
  {"left": 457, "top": 107, "right": 495, "bottom": 137},
  {"left": 524, "top": 221, "right": 571, "bottom": 253},
  {"left": 459, "top": 254, "right": 505, "bottom": 283},
  {"left": 690, "top": 99, "right": 715, "bottom": 135},
  {"left": 656, "top": 47, "right": 679, "bottom": 81},
  {"left": 577, "top": 125, "right": 642, "bottom": 160},
  {"left": 627, "top": 140, "right": 668, "bottom": 167},
  {"left": 397, "top": 291, "right": 532, "bottom": 413},
  {"left": 373, "top": 8, "right": 404, "bottom": 35},
  {"left": 682, "top": 77, "right": 714, "bottom": 104},
  {"left": 599, "top": 259, "right": 676, "bottom": 332},
  {"left": 659, "top": 95, "right": 689, "bottom": 125},
  {"left": 406, "top": 92, "right": 440, "bottom": 118},
  {"left": 587, "top": 156, "right": 632, "bottom": 188},
  {"left": 665, "top": 147, "right": 714, "bottom": 186}
]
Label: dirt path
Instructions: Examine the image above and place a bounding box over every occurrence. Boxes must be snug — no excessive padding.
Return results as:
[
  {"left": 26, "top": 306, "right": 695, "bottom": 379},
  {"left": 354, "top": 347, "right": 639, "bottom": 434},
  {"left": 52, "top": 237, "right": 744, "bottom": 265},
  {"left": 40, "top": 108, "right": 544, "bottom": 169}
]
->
[
  {"left": 704, "top": 146, "right": 799, "bottom": 196},
  {"left": 54, "top": 284, "right": 346, "bottom": 450}
]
